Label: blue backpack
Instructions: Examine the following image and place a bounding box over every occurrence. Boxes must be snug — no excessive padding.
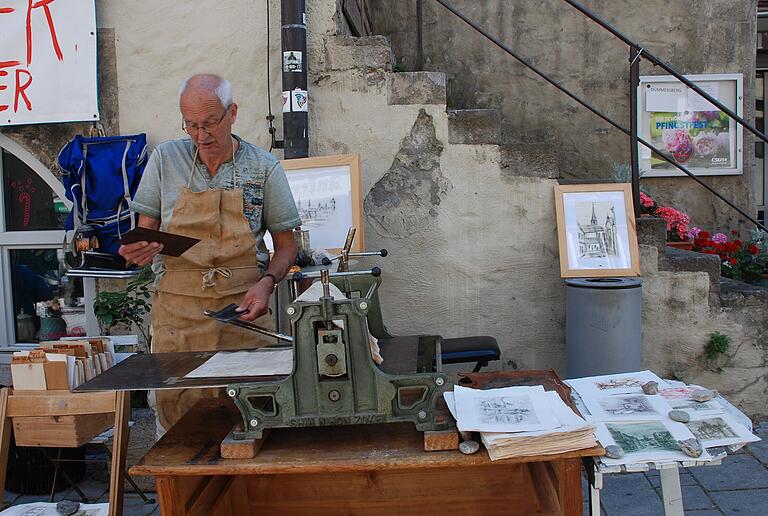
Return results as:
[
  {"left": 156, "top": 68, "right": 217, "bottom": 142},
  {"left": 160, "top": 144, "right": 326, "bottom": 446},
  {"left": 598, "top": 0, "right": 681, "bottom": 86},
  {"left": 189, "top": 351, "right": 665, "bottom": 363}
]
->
[{"left": 58, "top": 134, "right": 148, "bottom": 256}]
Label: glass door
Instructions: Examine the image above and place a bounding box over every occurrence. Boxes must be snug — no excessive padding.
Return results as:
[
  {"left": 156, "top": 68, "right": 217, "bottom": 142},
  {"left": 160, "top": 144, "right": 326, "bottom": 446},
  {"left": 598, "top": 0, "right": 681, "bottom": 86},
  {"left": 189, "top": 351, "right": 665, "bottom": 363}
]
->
[{"left": 0, "top": 144, "right": 86, "bottom": 344}]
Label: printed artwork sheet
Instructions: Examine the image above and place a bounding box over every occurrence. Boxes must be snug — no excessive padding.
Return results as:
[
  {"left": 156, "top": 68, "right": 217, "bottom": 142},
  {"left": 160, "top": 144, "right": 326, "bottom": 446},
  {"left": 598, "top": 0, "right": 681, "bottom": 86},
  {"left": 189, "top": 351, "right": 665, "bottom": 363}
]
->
[
  {"left": 581, "top": 393, "right": 673, "bottom": 422},
  {"left": 595, "top": 420, "right": 713, "bottom": 466},
  {"left": 452, "top": 385, "right": 559, "bottom": 433},
  {"left": 685, "top": 414, "right": 760, "bottom": 448},
  {"left": 184, "top": 349, "right": 293, "bottom": 378},
  {"left": 566, "top": 370, "right": 667, "bottom": 398}
]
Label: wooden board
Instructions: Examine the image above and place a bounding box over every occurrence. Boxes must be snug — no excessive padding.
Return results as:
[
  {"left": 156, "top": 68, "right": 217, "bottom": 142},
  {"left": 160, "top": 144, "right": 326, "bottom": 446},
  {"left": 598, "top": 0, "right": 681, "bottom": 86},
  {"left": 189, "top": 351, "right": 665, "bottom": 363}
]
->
[{"left": 131, "top": 399, "right": 602, "bottom": 477}]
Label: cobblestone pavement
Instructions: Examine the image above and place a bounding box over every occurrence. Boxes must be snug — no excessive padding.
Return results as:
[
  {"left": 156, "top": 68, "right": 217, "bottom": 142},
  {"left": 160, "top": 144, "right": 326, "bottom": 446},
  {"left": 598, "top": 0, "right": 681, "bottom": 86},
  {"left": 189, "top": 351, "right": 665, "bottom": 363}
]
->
[{"left": 4, "top": 414, "right": 768, "bottom": 515}]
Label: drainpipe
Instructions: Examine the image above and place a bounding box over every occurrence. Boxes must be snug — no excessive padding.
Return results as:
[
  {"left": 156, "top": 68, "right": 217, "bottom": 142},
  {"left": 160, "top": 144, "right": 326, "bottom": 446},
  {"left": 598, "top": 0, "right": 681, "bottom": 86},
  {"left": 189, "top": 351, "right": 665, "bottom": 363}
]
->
[{"left": 281, "top": 0, "right": 309, "bottom": 159}]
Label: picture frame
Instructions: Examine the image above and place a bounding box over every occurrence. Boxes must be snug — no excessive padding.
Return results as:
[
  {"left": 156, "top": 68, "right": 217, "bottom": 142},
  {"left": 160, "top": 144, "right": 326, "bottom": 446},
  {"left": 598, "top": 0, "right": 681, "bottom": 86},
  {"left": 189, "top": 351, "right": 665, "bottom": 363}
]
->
[
  {"left": 554, "top": 183, "right": 640, "bottom": 278},
  {"left": 274, "top": 154, "right": 364, "bottom": 252}
]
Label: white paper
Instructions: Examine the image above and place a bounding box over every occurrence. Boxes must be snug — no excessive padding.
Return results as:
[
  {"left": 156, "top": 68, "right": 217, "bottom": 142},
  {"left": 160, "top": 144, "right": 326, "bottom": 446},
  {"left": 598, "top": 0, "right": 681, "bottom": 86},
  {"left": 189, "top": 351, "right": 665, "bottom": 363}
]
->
[
  {"left": 482, "top": 391, "right": 593, "bottom": 442},
  {"left": 0, "top": 1, "right": 98, "bottom": 126},
  {"left": 595, "top": 420, "right": 713, "bottom": 466},
  {"left": 453, "top": 385, "right": 559, "bottom": 433},
  {"left": 686, "top": 83, "right": 720, "bottom": 111},
  {"left": 581, "top": 393, "right": 672, "bottom": 422},
  {"left": 646, "top": 83, "right": 686, "bottom": 112},
  {"left": 566, "top": 370, "right": 666, "bottom": 398},
  {"left": 667, "top": 398, "right": 723, "bottom": 416},
  {"left": 685, "top": 414, "right": 760, "bottom": 448},
  {"left": 184, "top": 349, "right": 293, "bottom": 378},
  {"left": 0, "top": 502, "right": 109, "bottom": 515}
]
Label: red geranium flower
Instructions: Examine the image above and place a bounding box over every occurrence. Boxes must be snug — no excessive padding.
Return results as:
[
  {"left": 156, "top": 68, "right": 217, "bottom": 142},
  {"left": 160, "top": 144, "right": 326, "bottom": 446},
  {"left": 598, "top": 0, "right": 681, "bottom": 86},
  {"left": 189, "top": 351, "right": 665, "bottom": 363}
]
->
[{"left": 749, "top": 244, "right": 760, "bottom": 255}]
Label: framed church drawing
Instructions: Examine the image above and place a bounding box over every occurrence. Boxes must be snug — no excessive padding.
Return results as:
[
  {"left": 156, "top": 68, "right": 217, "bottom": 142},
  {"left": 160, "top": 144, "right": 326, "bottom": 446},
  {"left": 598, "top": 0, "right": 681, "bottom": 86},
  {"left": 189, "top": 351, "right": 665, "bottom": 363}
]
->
[
  {"left": 265, "top": 154, "right": 364, "bottom": 253},
  {"left": 554, "top": 183, "right": 640, "bottom": 277}
]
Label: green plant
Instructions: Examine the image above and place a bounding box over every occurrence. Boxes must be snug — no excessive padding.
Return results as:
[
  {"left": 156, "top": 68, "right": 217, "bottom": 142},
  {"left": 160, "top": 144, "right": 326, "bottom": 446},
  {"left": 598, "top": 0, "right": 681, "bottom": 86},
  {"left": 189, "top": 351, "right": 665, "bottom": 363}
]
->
[
  {"left": 705, "top": 331, "right": 731, "bottom": 360},
  {"left": 94, "top": 267, "right": 153, "bottom": 351},
  {"left": 610, "top": 162, "right": 647, "bottom": 184},
  {"left": 392, "top": 62, "right": 407, "bottom": 72}
]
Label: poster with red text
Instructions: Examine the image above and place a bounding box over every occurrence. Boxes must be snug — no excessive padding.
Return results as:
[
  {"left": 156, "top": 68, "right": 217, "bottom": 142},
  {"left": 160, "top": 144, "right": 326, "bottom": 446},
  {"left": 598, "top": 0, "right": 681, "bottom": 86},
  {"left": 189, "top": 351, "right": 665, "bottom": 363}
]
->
[{"left": 0, "top": 0, "right": 97, "bottom": 126}]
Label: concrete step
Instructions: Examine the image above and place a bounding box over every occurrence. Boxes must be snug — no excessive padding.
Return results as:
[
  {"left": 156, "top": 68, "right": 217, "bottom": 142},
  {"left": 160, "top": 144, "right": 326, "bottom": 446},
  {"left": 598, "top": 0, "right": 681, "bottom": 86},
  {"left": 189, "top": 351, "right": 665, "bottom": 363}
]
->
[
  {"left": 387, "top": 71, "right": 446, "bottom": 105},
  {"left": 323, "top": 35, "right": 394, "bottom": 72},
  {"left": 446, "top": 108, "right": 501, "bottom": 145}
]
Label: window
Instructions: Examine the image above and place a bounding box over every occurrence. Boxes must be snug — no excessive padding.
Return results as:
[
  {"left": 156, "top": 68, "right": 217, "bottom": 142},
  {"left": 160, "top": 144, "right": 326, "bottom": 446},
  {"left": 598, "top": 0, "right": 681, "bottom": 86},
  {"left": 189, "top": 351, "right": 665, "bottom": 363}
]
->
[{"left": 0, "top": 139, "right": 89, "bottom": 345}]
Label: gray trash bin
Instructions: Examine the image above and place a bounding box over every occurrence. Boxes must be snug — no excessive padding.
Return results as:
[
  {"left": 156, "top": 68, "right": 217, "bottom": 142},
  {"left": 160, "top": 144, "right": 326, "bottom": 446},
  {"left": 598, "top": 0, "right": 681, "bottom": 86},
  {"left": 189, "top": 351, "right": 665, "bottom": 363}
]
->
[{"left": 565, "top": 277, "right": 643, "bottom": 379}]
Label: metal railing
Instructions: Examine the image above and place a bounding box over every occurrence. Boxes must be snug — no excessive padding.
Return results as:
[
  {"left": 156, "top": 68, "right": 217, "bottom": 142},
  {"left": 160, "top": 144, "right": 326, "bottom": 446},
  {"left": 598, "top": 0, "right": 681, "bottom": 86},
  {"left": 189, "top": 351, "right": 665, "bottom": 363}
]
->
[{"left": 415, "top": 0, "right": 767, "bottom": 233}]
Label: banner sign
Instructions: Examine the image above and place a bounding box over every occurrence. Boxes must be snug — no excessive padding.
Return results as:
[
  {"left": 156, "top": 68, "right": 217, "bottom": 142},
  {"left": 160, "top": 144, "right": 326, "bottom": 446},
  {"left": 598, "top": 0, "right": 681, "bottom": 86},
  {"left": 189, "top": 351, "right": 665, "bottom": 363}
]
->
[
  {"left": 638, "top": 74, "right": 743, "bottom": 177},
  {"left": 0, "top": 0, "right": 98, "bottom": 126}
]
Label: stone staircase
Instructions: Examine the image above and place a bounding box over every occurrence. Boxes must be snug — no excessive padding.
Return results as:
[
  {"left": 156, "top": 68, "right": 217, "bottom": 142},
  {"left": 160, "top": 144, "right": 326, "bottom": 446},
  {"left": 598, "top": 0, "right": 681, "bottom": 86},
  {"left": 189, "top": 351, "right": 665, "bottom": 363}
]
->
[{"left": 309, "top": 26, "right": 768, "bottom": 417}]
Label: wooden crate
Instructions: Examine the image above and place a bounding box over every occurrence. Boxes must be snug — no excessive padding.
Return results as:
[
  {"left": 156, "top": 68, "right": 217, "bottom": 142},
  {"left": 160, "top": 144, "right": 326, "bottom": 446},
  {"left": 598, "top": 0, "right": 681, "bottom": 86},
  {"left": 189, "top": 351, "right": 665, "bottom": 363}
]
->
[
  {"left": 13, "top": 413, "right": 113, "bottom": 447},
  {"left": 1, "top": 388, "right": 130, "bottom": 516},
  {"left": 7, "top": 390, "right": 117, "bottom": 447}
]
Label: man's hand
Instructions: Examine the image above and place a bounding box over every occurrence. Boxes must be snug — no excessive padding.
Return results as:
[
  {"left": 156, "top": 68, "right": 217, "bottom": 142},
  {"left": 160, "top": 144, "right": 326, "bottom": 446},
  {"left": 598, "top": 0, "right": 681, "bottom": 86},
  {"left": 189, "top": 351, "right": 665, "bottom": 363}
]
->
[
  {"left": 236, "top": 278, "right": 274, "bottom": 321},
  {"left": 119, "top": 214, "right": 163, "bottom": 266},
  {"left": 119, "top": 241, "right": 163, "bottom": 266}
]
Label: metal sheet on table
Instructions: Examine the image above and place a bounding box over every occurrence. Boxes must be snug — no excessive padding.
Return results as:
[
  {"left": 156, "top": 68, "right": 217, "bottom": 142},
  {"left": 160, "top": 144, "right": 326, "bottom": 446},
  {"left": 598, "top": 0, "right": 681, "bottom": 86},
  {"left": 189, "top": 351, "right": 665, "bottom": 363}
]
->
[{"left": 74, "top": 350, "right": 291, "bottom": 392}]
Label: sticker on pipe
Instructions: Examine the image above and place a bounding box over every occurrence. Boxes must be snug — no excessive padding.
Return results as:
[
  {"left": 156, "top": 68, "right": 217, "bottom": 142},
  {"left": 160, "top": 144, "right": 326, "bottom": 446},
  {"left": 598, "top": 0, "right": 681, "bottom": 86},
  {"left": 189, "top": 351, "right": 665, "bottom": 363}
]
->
[
  {"left": 281, "top": 91, "right": 290, "bottom": 113},
  {"left": 291, "top": 89, "right": 308, "bottom": 112},
  {"left": 283, "top": 51, "right": 303, "bottom": 73}
]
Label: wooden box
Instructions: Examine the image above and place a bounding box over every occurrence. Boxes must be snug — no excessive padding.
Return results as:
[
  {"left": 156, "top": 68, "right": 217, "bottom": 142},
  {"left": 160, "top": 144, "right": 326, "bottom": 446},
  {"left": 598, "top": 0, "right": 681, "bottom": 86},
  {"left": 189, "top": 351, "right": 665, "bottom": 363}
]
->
[
  {"left": 8, "top": 390, "right": 116, "bottom": 448},
  {"left": 12, "top": 413, "right": 113, "bottom": 447}
]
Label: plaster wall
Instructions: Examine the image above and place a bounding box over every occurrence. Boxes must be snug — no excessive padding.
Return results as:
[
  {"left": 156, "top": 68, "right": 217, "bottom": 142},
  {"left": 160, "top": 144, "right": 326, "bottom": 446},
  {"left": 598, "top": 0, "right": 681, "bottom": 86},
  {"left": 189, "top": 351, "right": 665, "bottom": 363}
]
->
[{"left": 368, "top": 0, "right": 759, "bottom": 233}]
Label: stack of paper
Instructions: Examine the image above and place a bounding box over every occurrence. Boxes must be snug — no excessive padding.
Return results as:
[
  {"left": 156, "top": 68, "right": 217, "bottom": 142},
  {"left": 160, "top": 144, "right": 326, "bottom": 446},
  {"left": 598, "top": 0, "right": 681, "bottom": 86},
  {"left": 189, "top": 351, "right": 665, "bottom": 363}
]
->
[
  {"left": 11, "top": 338, "right": 116, "bottom": 390},
  {"left": 444, "top": 385, "right": 597, "bottom": 461},
  {"left": 566, "top": 371, "right": 760, "bottom": 466}
]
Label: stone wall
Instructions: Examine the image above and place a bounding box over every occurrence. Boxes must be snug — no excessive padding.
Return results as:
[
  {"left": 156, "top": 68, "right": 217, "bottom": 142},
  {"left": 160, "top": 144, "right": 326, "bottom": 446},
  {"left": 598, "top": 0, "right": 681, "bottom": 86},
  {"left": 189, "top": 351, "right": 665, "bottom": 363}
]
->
[{"left": 368, "top": 0, "right": 759, "bottom": 233}]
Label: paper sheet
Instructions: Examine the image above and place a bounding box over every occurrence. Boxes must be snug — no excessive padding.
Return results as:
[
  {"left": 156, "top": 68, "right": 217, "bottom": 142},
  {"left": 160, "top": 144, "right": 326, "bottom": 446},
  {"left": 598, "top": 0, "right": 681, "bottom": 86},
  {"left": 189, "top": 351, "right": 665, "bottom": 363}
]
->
[
  {"left": 581, "top": 393, "right": 673, "bottom": 422},
  {"left": 595, "top": 420, "right": 713, "bottom": 466},
  {"left": 0, "top": 502, "right": 109, "bottom": 515},
  {"left": 685, "top": 414, "right": 760, "bottom": 448},
  {"left": 184, "top": 349, "right": 293, "bottom": 378},
  {"left": 566, "top": 370, "right": 667, "bottom": 398},
  {"left": 452, "top": 385, "right": 559, "bottom": 433}
]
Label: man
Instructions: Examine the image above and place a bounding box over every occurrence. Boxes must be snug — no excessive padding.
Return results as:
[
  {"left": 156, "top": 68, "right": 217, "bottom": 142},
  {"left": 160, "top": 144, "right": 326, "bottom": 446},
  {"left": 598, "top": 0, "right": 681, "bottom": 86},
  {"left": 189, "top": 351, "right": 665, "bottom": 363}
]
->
[{"left": 120, "top": 74, "right": 300, "bottom": 431}]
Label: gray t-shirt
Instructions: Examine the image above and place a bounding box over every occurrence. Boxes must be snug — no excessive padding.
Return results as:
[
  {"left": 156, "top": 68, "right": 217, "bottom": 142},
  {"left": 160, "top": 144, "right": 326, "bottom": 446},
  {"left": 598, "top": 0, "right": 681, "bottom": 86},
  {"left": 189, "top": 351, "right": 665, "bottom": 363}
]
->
[{"left": 131, "top": 135, "right": 301, "bottom": 272}]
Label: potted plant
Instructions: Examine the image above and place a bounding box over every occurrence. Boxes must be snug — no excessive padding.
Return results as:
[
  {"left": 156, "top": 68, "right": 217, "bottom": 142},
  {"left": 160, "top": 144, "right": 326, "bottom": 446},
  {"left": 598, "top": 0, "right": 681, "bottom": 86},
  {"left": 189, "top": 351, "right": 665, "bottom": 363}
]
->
[
  {"left": 640, "top": 192, "right": 693, "bottom": 249},
  {"left": 93, "top": 266, "right": 153, "bottom": 353},
  {"left": 692, "top": 230, "right": 768, "bottom": 283}
]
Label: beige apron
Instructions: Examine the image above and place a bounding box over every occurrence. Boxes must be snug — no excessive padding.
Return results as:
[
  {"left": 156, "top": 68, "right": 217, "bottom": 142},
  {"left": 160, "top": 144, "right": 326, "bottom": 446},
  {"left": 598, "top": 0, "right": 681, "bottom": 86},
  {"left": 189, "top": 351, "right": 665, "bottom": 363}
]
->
[{"left": 151, "top": 139, "right": 273, "bottom": 431}]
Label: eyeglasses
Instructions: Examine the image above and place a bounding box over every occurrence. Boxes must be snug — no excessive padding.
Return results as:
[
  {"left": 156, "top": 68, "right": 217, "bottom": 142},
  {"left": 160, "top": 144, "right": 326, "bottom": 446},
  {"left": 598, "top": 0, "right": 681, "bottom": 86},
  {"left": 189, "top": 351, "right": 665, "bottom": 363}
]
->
[{"left": 181, "top": 105, "right": 230, "bottom": 136}]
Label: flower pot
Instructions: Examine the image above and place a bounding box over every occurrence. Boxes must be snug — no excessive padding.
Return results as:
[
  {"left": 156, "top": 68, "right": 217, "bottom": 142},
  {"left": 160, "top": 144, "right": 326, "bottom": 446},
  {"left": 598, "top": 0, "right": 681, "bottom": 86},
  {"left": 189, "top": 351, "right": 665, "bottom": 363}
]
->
[
  {"left": 666, "top": 241, "right": 693, "bottom": 251},
  {"left": 744, "top": 273, "right": 768, "bottom": 288}
]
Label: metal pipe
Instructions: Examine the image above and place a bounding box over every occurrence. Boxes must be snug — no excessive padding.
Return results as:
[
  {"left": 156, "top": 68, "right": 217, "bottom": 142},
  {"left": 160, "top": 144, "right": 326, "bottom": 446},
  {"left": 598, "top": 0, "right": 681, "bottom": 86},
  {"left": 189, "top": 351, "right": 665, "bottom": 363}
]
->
[
  {"left": 629, "top": 46, "right": 641, "bottom": 219},
  {"left": 430, "top": 0, "right": 767, "bottom": 233},
  {"left": 292, "top": 267, "right": 382, "bottom": 281},
  {"left": 560, "top": 0, "right": 768, "bottom": 145},
  {"left": 282, "top": 0, "right": 309, "bottom": 158},
  {"left": 416, "top": 0, "right": 424, "bottom": 70}
]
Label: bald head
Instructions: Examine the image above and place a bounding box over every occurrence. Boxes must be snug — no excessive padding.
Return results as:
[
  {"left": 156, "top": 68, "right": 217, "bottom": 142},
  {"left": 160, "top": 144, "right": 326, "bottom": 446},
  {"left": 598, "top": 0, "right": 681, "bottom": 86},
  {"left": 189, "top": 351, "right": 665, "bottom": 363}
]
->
[{"left": 179, "top": 74, "right": 233, "bottom": 108}]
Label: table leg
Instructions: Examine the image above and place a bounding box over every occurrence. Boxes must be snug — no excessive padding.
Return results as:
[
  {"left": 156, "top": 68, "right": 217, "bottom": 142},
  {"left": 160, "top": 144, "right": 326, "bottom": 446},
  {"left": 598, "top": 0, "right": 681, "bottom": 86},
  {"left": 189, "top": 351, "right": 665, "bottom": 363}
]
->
[
  {"left": 588, "top": 462, "right": 602, "bottom": 516},
  {"left": 108, "top": 391, "right": 130, "bottom": 516},
  {"left": 659, "top": 465, "right": 684, "bottom": 516},
  {"left": 557, "top": 459, "right": 583, "bottom": 516},
  {"left": 0, "top": 389, "right": 10, "bottom": 510}
]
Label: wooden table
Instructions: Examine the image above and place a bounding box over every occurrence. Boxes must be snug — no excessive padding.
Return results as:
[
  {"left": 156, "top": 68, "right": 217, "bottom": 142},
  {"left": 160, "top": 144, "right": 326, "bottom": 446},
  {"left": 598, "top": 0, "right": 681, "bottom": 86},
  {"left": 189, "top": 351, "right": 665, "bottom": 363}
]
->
[{"left": 131, "top": 399, "right": 601, "bottom": 516}]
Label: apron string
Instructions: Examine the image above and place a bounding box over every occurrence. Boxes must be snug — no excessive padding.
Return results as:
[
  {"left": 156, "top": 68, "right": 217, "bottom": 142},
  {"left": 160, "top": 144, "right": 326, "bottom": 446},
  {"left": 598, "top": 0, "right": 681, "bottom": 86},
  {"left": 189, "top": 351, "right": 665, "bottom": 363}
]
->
[
  {"left": 187, "top": 136, "right": 239, "bottom": 189},
  {"left": 164, "top": 264, "right": 262, "bottom": 290}
]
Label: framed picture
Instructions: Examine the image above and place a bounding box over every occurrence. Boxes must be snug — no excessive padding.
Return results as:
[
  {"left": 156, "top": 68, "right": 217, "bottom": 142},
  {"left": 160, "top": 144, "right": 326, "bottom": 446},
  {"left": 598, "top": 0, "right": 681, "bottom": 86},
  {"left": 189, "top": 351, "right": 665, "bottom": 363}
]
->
[
  {"left": 637, "top": 73, "right": 743, "bottom": 177},
  {"left": 554, "top": 184, "right": 640, "bottom": 277},
  {"left": 277, "top": 154, "right": 364, "bottom": 252}
]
